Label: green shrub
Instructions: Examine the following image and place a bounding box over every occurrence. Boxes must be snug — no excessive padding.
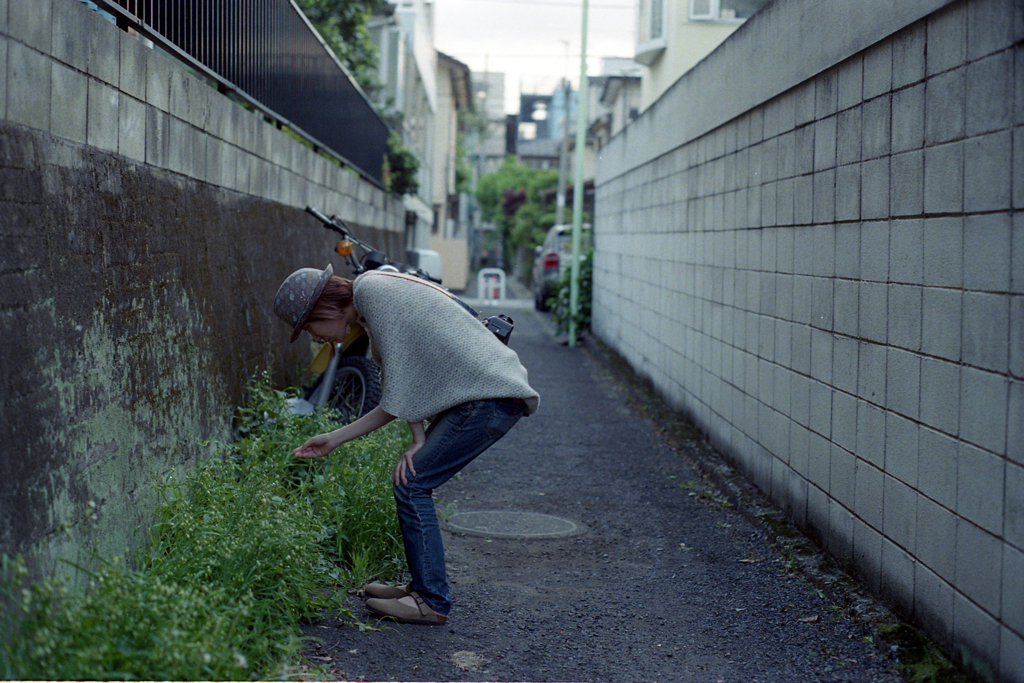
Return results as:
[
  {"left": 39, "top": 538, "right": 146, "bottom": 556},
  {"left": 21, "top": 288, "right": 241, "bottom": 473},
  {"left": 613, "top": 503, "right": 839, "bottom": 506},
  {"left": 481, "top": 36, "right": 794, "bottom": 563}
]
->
[
  {"left": 1, "top": 375, "right": 407, "bottom": 681},
  {"left": 2, "top": 557, "right": 269, "bottom": 681},
  {"left": 383, "top": 132, "right": 420, "bottom": 196},
  {"left": 548, "top": 247, "right": 593, "bottom": 335}
]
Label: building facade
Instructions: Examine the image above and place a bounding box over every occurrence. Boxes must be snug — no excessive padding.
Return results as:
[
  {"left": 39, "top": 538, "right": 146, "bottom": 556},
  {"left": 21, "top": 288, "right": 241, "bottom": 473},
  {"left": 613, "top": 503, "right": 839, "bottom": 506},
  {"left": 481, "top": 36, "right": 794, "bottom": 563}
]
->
[
  {"left": 635, "top": 0, "right": 770, "bottom": 110},
  {"left": 369, "top": 0, "right": 473, "bottom": 286}
]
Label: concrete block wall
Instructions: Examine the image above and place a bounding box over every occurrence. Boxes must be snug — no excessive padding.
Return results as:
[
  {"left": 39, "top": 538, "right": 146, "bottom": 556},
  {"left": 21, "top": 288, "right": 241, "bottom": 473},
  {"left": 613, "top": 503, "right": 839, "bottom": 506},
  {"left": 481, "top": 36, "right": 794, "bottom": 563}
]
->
[
  {"left": 592, "top": 0, "right": 1023, "bottom": 679},
  {"left": 5, "top": 0, "right": 402, "bottom": 226},
  {"left": 0, "top": 0, "right": 405, "bottom": 578}
]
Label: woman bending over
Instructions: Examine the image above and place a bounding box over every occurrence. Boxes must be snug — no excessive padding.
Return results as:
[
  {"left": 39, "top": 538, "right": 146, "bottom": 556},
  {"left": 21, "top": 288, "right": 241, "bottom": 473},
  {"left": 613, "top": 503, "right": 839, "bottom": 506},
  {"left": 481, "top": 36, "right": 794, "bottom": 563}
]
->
[{"left": 274, "top": 266, "right": 538, "bottom": 624}]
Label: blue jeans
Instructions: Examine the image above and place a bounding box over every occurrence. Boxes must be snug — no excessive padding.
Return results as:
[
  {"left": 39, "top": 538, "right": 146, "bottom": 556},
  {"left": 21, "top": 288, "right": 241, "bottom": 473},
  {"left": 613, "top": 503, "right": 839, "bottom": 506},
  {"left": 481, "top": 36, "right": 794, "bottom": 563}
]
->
[{"left": 393, "top": 398, "right": 525, "bottom": 615}]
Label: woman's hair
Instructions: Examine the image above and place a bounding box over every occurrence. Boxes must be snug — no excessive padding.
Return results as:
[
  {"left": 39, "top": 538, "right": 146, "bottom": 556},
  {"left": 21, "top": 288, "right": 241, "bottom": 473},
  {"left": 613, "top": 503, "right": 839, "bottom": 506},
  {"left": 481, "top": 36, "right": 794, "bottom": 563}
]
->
[{"left": 307, "top": 276, "right": 354, "bottom": 322}]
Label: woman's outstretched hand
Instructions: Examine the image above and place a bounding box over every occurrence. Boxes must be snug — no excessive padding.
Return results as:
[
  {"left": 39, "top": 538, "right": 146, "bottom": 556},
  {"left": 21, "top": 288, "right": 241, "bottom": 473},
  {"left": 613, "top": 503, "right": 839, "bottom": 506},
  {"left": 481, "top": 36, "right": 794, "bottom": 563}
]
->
[
  {"left": 292, "top": 406, "right": 397, "bottom": 460},
  {"left": 293, "top": 432, "right": 338, "bottom": 459}
]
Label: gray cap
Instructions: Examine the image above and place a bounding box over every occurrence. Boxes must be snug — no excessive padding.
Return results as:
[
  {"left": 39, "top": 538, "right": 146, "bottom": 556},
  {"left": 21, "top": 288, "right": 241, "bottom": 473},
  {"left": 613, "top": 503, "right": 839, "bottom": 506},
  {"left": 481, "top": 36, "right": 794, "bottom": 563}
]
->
[{"left": 273, "top": 264, "right": 333, "bottom": 342}]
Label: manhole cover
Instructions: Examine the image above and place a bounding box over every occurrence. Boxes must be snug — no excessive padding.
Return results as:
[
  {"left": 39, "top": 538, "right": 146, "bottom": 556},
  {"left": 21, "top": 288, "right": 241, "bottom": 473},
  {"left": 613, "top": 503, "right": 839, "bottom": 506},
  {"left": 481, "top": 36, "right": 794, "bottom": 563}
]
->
[{"left": 444, "top": 510, "right": 585, "bottom": 539}]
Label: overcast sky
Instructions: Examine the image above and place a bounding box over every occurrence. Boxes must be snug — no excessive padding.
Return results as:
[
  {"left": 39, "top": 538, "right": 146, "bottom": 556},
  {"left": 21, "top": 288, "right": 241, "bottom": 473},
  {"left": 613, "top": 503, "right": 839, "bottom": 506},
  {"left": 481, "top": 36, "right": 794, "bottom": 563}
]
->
[{"left": 433, "top": 0, "right": 638, "bottom": 113}]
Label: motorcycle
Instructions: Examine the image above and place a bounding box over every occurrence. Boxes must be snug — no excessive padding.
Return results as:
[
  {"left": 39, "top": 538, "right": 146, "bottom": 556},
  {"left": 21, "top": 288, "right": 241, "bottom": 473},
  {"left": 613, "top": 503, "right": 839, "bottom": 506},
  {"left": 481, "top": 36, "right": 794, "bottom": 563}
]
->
[
  {"left": 285, "top": 206, "right": 395, "bottom": 418},
  {"left": 286, "top": 206, "right": 515, "bottom": 419}
]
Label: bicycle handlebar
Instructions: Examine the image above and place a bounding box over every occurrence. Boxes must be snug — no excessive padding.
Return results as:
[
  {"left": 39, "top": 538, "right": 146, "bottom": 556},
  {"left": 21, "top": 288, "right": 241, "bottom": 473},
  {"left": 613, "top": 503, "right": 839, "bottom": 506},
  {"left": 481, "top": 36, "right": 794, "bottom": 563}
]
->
[
  {"left": 304, "top": 206, "right": 347, "bottom": 236},
  {"left": 305, "top": 206, "right": 378, "bottom": 254},
  {"left": 305, "top": 206, "right": 444, "bottom": 285}
]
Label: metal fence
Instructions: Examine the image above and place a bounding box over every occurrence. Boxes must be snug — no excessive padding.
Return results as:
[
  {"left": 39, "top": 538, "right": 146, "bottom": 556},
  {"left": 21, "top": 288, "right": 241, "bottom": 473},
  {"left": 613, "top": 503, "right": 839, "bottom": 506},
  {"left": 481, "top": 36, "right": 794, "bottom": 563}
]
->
[{"left": 93, "top": 0, "right": 389, "bottom": 186}]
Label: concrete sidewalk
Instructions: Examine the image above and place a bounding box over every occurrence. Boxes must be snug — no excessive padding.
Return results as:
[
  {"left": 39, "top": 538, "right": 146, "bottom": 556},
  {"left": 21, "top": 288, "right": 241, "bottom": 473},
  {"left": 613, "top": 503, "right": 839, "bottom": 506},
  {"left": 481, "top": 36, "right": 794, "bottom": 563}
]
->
[{"left": 304, "top": 301, "right": 907, "bottom": 682}]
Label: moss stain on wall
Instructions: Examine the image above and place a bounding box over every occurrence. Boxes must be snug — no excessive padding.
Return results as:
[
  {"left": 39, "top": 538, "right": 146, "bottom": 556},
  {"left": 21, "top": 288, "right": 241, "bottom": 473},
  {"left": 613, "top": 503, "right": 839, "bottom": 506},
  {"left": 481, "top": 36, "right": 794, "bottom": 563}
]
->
[
  {"left": 1, "top": 112, "right": 404, "bottom": 582},
  {"left": 29, "top": 287, "right": 230, "bottom": 582}
]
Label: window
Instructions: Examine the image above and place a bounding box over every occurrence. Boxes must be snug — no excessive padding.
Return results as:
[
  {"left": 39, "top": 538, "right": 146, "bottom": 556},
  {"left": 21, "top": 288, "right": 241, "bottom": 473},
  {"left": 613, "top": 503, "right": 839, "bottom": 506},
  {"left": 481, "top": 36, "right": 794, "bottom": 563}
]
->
[
  {"left": 689, "top": 0, "right": 767, "bottom": 21},
  {"left": 531, "top": 101, "right": 549, "bottom": 121},
  {"left": 649, "top": 0, "right": 664, "bottom": 40},
  {"left": 519, "top": 122, "right": 538, "bottom": 140},
  {"left": 689, "top": 0, "right": 714, "bottom": 20},
  {"left": 636, "top": 0, "right": 667, "bottom": 65}
]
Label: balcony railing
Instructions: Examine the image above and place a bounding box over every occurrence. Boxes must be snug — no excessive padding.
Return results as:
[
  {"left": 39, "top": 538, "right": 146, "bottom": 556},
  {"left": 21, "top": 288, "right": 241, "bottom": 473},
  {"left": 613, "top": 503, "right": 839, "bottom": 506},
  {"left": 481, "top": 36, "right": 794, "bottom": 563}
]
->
[{"left": 93, "top": 0, "right": 389, "bottom": 186}]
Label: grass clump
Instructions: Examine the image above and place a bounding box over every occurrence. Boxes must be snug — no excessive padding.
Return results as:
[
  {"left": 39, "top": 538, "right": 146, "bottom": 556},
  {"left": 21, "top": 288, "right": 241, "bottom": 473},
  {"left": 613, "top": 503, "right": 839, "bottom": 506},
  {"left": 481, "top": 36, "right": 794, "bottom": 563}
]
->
[
  {"left": 1, "top": 375, "right": 406, "bottom": 681},
  {"left": 877, "top": 622, "right": 975, "bottom": 683},
  {"left": 680, "top": 478, "right": 732, "bottom": 510}
]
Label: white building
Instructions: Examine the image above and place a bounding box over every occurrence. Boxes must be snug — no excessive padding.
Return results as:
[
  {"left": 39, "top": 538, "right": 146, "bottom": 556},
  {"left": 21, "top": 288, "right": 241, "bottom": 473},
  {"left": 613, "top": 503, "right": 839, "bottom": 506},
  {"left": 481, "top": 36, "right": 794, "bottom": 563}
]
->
[
  {"left": 635, "top": 0, "right": 770, "bottom": 110},
  {"left": 368, "top": 0, "right": 473, "bottom": 287}
]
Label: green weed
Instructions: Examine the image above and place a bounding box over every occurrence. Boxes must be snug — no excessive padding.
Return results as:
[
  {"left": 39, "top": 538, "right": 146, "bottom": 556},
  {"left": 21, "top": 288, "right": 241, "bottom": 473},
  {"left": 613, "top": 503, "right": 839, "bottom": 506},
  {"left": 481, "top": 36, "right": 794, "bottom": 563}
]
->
[
  {"left": 680, "top": 479, "right": 733, "bottom": 509},
  {"left": 877, "top": 622, "right": 973, "bottom": 683},
  {"left": 1, "top": 374, "right": 407, "bottom": 680},
  {"left": 435, "top": 499, "right": 459, "bottom": 523},
  {"left": 548, "top": 247, "right": 593, "bottom": 335}
]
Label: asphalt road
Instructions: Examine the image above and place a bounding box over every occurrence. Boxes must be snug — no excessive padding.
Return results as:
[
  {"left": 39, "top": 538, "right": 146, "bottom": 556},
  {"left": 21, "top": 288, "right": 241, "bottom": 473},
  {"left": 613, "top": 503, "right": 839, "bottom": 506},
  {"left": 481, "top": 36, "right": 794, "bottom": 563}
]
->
[{"left": 301, "top": 299, "right": 905, "bottom": 682}]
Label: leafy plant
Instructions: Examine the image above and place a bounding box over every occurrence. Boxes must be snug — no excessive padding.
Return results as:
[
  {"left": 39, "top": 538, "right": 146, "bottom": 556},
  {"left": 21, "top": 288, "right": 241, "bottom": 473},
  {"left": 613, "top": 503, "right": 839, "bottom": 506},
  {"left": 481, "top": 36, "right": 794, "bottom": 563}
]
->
[
  {"left": 877, "top": 622, "right": 973, "bottom": 683},
  {"left": 294, "top": 0, "right": 384, "bottom": 95},
  {"left": 1, "top": 374, "right": 407, "bottom": 681},
  {"left": 455, "top": 110, "right": 488, "bottom": 195},
  {"left": 384, "top": 131, "right": 421, "bottom": 196},
  {"left": 548, "top": 246, "right": 593, "bottom": 335},
  {"left": 679, "top": 477, "right": 733, "bottom": 510}
]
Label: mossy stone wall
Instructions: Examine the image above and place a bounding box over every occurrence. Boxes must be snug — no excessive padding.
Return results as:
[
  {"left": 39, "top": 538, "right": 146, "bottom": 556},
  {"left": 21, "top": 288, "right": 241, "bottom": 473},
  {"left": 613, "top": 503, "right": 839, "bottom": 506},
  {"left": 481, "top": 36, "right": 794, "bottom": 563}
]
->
[{"left": 0, "top": 0, "right": 405, "bottom": 579}]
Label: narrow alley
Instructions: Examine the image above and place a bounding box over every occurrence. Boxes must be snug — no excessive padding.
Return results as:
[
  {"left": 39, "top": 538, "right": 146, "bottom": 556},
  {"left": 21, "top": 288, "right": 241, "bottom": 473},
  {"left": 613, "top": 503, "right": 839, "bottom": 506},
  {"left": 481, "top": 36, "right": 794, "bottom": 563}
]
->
[{"left": 303, "top": 301, "right": 905, "bottom": 682}]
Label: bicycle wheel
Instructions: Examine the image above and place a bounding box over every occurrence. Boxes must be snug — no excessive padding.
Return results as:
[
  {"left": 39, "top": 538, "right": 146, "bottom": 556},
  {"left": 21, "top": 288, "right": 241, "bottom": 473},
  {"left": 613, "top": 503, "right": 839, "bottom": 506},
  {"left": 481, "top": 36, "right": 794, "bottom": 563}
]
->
[{"left": 324, "top": 356, "right": 382, "bottom": 419}]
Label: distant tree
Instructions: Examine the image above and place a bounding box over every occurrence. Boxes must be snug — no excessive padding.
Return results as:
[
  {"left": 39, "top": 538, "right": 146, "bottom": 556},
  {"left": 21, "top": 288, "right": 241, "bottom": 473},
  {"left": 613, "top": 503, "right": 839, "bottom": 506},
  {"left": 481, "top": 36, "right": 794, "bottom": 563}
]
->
[
  {"left": 477, "top": 156, "right": 558, "bottom": 265},
  {"left": 477, "top": 157, "right": 534, "bottom": 225},
  {"left": 295, "top": 0, "right": 383, "bottom": 95}
]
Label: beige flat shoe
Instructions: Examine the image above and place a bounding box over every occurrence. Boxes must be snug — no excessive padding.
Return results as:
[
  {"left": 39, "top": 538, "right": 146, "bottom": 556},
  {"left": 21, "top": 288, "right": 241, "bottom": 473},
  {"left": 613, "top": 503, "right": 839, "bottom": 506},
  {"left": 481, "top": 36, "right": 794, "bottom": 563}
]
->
[
  {"left": 365, "top": 592, "right": 447, "bottom": 625},
  {"left": 362, "top": 582, "right": 412, "bottom": 599}
]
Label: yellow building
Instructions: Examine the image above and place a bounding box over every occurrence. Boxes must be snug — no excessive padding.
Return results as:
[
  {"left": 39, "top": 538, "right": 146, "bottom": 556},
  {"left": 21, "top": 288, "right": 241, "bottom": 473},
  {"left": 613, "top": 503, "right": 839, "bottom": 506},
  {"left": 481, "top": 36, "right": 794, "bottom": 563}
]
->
[{"left": 635, "top": 0, "right": 770, "bottom": 111}]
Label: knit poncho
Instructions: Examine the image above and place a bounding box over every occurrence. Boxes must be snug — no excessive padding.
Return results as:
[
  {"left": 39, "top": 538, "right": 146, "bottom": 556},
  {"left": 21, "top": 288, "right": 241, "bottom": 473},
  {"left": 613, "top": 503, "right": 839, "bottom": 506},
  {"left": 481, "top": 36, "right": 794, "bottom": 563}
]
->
[{"left": 352, "top": 271, "right": 540, "bottom": 423}]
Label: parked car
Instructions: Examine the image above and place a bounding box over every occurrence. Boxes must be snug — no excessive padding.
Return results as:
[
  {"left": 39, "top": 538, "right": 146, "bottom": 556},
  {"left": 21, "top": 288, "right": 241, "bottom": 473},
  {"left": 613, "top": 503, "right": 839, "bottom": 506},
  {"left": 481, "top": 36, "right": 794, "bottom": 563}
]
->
[{"left": 533, "top": 224, "right": 590, "bottom": 311}]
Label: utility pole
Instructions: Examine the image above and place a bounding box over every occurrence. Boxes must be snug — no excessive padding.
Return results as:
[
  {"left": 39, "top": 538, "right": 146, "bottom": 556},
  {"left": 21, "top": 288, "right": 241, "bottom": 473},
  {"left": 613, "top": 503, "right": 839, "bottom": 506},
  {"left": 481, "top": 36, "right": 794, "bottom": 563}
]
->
[
  {"left": 569, "top": 0, "right": 589, "bottom": 347},
  {"left": 555, "top": 77, "right": 571, "bottom": 226},
  {"left": 555, "top": 39, "right": 572, "bottom": 227},
  {"left": 468, "top": 124, "right": 479, "bottom": 272}
]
